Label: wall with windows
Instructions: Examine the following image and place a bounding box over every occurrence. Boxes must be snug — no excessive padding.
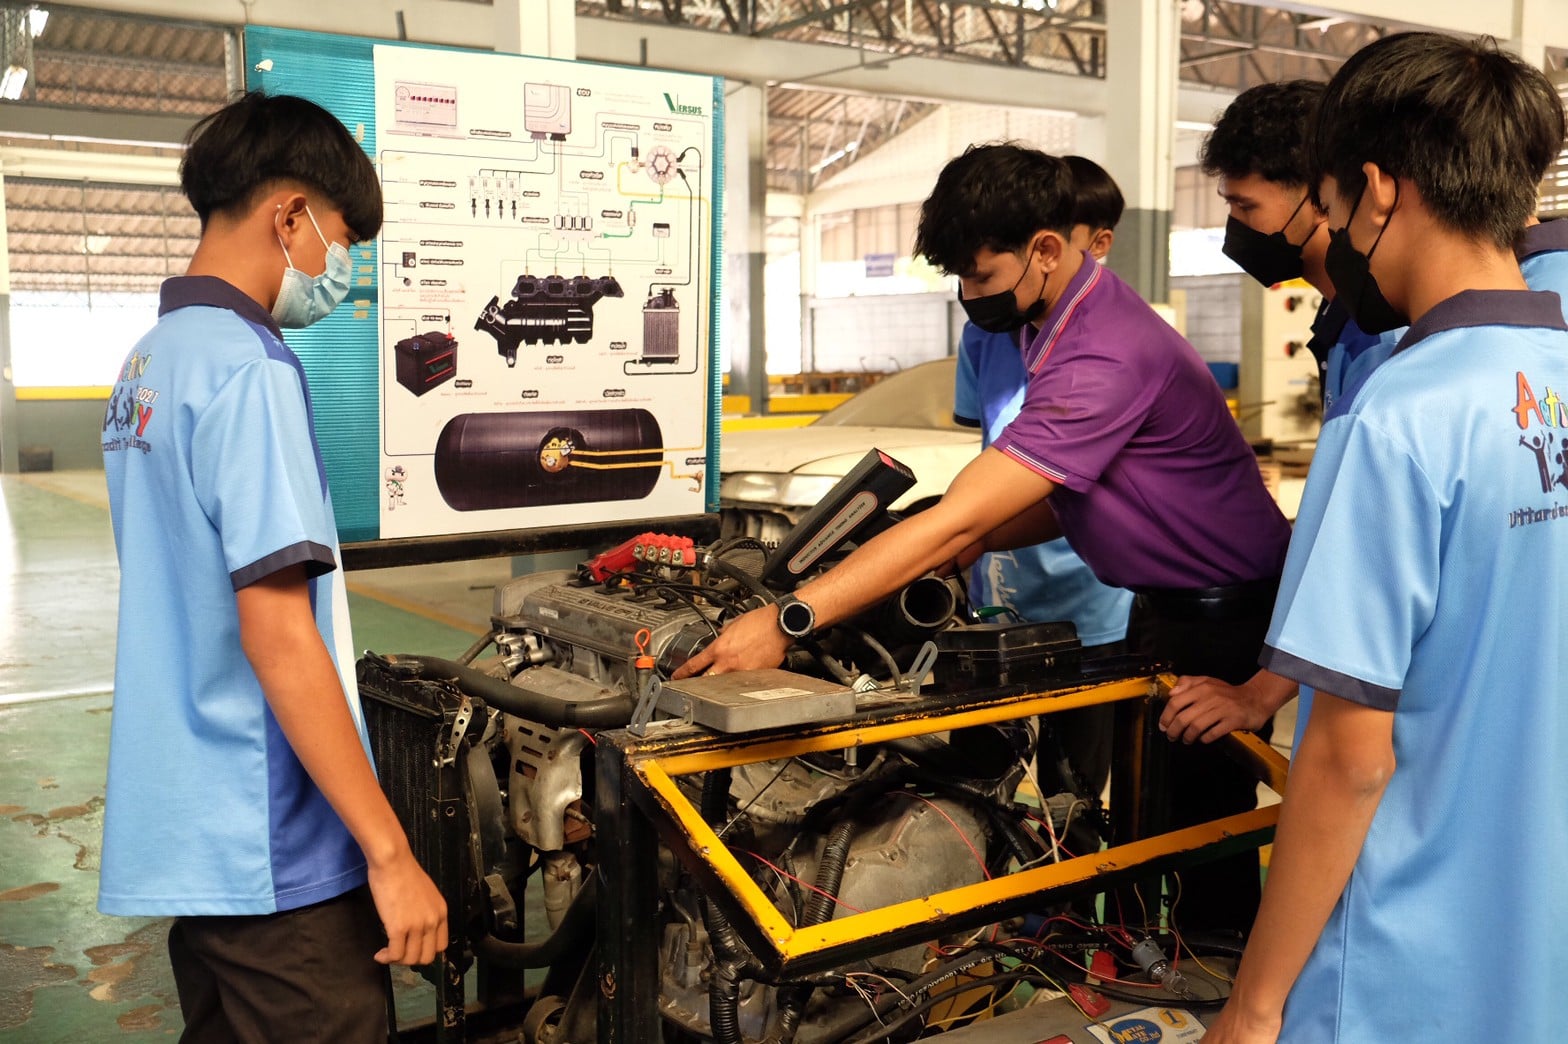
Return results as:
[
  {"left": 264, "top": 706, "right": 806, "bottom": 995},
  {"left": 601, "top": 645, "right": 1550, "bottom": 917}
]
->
[{"left": 4, "top": 175, "right": 193, "bottom": 470}]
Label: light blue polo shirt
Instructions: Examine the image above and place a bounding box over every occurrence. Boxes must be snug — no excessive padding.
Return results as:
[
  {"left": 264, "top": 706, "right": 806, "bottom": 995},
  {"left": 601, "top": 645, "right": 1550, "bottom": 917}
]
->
[
  {"left": 955, "top": 320, "right": 1131, "bottom": 645},
  {"left": 100, "top": 275, "right": 370, "bottom": 917},
  {"left": 1322, "top": 221, "right": 1568, "bottom": 423},
  {"left": 1261, "top": 289, "right": 1568, "bottom": 1042},
  {"left": 1519, "top": 218, "right": 1568, "bottom": 320},
  {"left": 1320, "top": 309, "right": 1403, "bottom": 422}
]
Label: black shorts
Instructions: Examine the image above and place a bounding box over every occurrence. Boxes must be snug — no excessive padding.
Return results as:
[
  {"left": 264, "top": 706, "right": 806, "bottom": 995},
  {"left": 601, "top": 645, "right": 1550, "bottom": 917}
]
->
[{"left": 168, "top": 885, "right": 389, "bottom": 1044}]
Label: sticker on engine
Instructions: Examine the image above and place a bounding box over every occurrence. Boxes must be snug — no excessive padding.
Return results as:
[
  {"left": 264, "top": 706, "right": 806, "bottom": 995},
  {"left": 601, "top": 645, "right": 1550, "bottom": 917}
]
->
[
  {"left": 1087, "top": 1006, "right": 1206, "bottom": 1042},
  {"left": 741, "top": 687, "right": 818, "bottom": 702}
]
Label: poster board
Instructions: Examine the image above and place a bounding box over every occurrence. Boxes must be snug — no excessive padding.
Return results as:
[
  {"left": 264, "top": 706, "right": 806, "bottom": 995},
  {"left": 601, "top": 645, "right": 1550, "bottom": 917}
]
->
[{"left": 243, "top": 27, "right": 723, "bottom": 559}]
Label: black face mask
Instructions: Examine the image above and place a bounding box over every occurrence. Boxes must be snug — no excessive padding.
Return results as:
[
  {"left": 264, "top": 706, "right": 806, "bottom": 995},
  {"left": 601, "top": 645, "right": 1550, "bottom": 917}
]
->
[
  {"left": 1324, "top": 183, "right": 1407, "bottom": 335},
  {"left": 1222, "top": 193, "right": 1312, "bottom": 287},
  {"left": 959, "top": 249, "right": 1046, "bottom": 334}
]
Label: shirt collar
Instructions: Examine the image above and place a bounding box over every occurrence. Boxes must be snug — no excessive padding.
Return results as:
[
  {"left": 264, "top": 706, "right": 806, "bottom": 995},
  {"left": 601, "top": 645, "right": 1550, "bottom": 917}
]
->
[
  {"left": 1395, "top": 288, "right": 1567, "bottom": 355},
  {"left": 1517, "top": 219, "right": 1568, "bottom": 261},
  {"left": 1022, "top": 252, "right": 1103, "bottom": 373},
  {"left": 159, "top": 275, "right": 282, "bottom": 339}
]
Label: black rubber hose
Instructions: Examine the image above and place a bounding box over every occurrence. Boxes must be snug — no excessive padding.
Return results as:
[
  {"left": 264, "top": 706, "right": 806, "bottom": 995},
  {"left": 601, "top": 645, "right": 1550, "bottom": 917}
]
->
[
  {"left": 776, "top": 814, "right": 859, "bottom": 1042},
  {"left": 709, "top": 958, "right": 745, "bottom": 1044},
  {"left": 991, "top": 805, "right": 1045, "bottom": 868},
  {"left": 472, "top": 876, "right": 595, "bottom": 968},
  {"left": 377, "top": 653, "right": 635, "bottom": 728},
  {"left": 699, "top": 768, "right": 748, "bottom": 1044},
  {"left": 800, "top": 818, "right": 856, "bottom": 929}
]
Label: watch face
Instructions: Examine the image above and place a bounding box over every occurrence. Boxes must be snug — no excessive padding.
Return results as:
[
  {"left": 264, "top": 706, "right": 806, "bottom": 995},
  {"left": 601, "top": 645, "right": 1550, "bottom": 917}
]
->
[{"left": 778, "top": 598, "right": 814, "bottom": 637}]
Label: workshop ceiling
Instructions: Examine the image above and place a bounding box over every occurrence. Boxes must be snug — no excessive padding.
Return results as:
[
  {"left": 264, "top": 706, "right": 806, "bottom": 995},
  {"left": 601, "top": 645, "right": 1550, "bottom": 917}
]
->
[
  {"left": 4, "top": 177, "right": 198, "bottom": 294},
  {"left": 0, "top": 1, "right": 1457, "bottom": 288},
  {"left": 11, "top": 3, "right": 228, "bottom": 115}
]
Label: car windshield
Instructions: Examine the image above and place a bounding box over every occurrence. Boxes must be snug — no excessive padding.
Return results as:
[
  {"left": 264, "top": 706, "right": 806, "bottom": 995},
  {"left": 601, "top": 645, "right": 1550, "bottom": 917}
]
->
[{"left": 810, "top": 357, "right": 963, "bottom": 430}]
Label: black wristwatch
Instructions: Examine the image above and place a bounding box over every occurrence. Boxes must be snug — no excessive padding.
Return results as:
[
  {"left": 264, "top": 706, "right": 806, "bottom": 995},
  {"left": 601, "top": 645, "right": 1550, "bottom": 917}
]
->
[{"left": 775, "top": 593, "right": 816, "bottom": 639}]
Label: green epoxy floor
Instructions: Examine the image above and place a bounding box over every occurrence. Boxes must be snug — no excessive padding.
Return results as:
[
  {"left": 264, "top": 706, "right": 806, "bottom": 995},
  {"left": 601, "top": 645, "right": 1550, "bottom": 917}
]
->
[{"left": 0, "top": 471, "right": 518, "bottom": 1040}]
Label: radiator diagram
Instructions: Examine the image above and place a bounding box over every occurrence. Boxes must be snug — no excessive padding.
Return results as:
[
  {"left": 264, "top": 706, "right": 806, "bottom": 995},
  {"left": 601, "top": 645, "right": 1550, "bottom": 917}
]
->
[{"left": 372, "top": 45, "right": 716, "bottom": 539}]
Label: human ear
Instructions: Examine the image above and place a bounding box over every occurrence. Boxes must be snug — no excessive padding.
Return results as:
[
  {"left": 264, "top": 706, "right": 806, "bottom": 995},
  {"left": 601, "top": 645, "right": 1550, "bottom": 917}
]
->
[
  {"left": 1090, "top": 228, "right": 1114, "bottom": 260},
  {"left": 1034, "top": 231, "right": 1065, "bottom": 272},
  {"left": 1361, "top": 161, "right": 1398, "bottom": 230},
  {"left": 272, "top": 191, "right": 312, "bottom": 247}
]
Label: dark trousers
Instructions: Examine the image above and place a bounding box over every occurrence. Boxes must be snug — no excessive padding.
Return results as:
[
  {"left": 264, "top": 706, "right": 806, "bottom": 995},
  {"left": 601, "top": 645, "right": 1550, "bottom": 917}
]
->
[
  {"left": 1126, "top": 579, "right": 1278, "bottom": 938},
  {"left": 1039, "top": 662, "right": 1116, "bottom": 800},
  {"left": 169, "top": 885, "right": 390, "bottom": 1044}
]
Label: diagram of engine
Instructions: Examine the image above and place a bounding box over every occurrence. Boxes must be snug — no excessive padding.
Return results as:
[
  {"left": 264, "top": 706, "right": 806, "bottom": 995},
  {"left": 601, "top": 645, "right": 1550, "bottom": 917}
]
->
[{"left": 371, "top": 45, "right": 716, "bottom": 539}]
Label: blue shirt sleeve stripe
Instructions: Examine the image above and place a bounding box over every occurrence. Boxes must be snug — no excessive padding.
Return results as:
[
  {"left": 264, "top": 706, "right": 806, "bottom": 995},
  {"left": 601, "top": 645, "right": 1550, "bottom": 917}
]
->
[
  {"left": 230, "top": 539, "right": 337, "bottom": 590},
  {"left": 1260, "top": 644, "right": 1400, "bottom": 711}
]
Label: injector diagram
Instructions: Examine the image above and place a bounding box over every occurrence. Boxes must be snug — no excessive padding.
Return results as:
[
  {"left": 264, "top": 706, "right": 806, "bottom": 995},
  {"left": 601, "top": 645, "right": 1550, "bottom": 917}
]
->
[{"left": 372, "top": 47, "right": 715, "bottom": 537}]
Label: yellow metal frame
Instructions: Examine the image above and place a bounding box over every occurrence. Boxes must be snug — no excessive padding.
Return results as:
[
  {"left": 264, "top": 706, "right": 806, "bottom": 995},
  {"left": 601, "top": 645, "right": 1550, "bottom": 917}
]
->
[{"left": 630, "top": 674, "right": 1288, "bottom": 965}]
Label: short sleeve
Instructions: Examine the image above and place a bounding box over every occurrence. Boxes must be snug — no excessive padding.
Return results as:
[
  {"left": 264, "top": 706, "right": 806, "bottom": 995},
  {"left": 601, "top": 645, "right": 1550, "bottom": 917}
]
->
[
  {"left": 954, "top": 323, "right": 982, "bottom": 428},
  {"left": 191, "top": 358, "right": 337, "bottom": 590},
  {"left": 1261, "top": 416, "right": 1440, "bottom": 709},
  {"left": 991, "top": 345, "right": 1153, "bottom": 490}
]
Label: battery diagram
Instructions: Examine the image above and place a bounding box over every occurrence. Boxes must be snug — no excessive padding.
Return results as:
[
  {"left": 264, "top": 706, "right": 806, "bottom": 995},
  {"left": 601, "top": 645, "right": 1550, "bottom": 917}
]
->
[{"left": 373, "top": 46, "right": 714, "bottom": 534}]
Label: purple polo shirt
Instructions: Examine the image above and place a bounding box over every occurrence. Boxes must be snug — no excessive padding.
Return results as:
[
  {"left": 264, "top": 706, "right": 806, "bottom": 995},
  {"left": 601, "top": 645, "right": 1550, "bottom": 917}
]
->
[{"left": 991, "top": 257, "right": 1291, "bottom": 590}]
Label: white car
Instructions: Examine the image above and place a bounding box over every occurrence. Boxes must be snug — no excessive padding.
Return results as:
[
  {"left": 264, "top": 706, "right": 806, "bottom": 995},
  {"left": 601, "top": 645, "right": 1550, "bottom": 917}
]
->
[{"left": 719, "top": 357, "right": 979, "bottom": 545}]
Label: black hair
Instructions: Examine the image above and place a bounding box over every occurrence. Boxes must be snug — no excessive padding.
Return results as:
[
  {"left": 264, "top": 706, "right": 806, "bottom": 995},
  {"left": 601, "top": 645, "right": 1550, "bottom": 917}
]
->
[
  {"left": 181, "top": 91, "right": 383, "bottom": 242},
  {"left": 913, "top": 143, "right": 1074, "bottom": 276},
  {"left": 1308, "top": 32, "right": 1565, "bottom": 249},
  {"left": 1200, "top": 80, "right": 1326, "bottom": 188},
  {"left": 1063, "top": 155, "right": 1124, "bottom": 232}
]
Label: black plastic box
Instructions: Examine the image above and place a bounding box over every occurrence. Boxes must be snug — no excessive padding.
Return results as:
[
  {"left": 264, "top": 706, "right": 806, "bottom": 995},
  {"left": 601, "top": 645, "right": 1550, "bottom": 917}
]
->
[{"left": 932, "top": 620, "right": 1082, "bottom": 689}]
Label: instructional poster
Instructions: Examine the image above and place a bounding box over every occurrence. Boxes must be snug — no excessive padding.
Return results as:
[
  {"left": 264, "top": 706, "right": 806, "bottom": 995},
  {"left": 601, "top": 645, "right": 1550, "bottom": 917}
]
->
[{"left": 372, "top": 45, "right": 718, "bottom": 539}]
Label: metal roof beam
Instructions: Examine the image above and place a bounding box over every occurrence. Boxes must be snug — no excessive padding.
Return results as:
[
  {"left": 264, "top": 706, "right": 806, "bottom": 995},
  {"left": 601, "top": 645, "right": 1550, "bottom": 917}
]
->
[{"left": 0, "top": 105, "right": 193, "bottom": 153}]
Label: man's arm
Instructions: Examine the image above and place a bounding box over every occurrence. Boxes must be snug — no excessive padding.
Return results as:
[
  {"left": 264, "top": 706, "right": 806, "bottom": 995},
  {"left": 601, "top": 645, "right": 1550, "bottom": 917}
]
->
[
  {"left": 675, "top": 447, "right": 1057, "bottom": 677},
  {"left": 1200, "top": 690, "right": 1395, "bottom": 1043},
  {"left": 980, "top": 498, "right": 1062, "bottom": 551},
  {"left": 1159, "top": 669, "right": 1299, "bottom": 743},
  {"left": 236, "top": 566, "right": 448, "bottom": 966}
]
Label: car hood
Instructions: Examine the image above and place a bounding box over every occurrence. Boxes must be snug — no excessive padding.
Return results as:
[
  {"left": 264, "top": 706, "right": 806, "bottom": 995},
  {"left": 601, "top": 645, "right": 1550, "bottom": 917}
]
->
[{"left": 721, "top": 425, "right": 979, "bottom": 476}]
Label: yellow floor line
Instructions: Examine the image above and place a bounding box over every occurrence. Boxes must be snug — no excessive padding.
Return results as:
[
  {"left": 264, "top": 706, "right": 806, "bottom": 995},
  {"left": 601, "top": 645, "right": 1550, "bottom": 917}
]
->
[
  {"left": 344, "top": 580, "right": 485, "bottom": 635},
  {"left": 16, "top": 473, "right": 110, "bottom": 511}
]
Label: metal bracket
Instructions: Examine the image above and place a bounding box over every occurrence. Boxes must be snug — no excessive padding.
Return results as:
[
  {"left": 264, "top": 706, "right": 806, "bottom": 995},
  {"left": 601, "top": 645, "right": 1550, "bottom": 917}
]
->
[
  {"left": 438, "top": 694, "right": 474, "bottom": 768},
  {"left": 628, "top": 676, "right": 663, "bottom": 736},
  {"left": 905, "top": 640, "right": 939, "bottom": 698}
]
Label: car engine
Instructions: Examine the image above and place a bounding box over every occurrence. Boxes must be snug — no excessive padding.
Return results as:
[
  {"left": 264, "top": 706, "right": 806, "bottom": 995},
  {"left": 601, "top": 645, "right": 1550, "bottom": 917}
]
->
[{"left": 357, "top": 454, "right": 1219, "bottom": 1043}]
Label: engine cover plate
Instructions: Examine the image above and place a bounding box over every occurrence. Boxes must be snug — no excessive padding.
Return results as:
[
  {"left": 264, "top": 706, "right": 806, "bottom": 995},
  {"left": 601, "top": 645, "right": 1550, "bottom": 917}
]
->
[{"left": 656, "top": 669, "right": 855, "bottom": 733}]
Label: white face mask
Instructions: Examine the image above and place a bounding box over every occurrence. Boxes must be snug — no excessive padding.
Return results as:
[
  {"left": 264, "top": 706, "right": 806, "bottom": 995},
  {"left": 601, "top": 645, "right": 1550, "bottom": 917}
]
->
[{"left": 271, "top": 205, "right": 352, "bottom": 329}]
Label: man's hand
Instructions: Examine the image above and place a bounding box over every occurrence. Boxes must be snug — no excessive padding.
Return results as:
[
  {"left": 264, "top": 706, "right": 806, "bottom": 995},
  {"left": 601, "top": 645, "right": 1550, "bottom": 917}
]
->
[
  {"left": 1160, "top": 669, "right": 1298, "bottom": 744},
  {"left": 672, "top": 605, "right": 790, "bottom": 679},
  {"left": 367, "top": 846, "right": 448, "bottom": 966}
]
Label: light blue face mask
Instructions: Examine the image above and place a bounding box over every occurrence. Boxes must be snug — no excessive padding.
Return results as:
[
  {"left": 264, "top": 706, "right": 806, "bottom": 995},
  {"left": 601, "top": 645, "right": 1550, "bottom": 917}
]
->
[{"left": 271, "top": 206, "right": 352, "bottom": 329}]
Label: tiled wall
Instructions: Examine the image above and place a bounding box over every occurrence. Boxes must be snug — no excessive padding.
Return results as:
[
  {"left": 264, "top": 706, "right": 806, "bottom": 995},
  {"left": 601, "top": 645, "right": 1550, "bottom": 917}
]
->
[
  {"left": 1173, "top": 273, "right": 1244, "bottom": 364},
  {"left": 804, "top": 293, "right": 956, "bottom": 372}
]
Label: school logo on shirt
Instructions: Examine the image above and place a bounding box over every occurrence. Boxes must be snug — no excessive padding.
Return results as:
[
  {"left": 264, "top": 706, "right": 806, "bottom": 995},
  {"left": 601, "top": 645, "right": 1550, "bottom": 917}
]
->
[
  {"left": 1509, "top": 371, "right": 1568, "bottom": 529},
  {"left": 103, "top": 351, "right": 158, "bottom": 455}
]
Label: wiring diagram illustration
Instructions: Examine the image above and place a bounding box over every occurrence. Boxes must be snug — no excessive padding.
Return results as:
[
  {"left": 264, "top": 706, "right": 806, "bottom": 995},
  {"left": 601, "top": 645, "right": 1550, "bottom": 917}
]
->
[{"left": 372, "top": 46, "right": 716, "bottom": 538}]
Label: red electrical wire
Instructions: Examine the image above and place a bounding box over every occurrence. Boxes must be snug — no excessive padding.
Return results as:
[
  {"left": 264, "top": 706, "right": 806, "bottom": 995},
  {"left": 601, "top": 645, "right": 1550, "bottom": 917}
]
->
[
  {"left": 737, "top": 849, "right": 867, "bottom": 916},
  {"left": 891, "top": 792, "right": 992, "bottom": 880}
]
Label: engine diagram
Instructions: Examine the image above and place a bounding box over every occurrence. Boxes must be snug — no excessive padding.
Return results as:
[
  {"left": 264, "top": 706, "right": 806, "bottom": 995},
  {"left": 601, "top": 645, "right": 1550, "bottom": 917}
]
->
[{"left": 371, "top": 45, "right": 715, "bottom": 540}]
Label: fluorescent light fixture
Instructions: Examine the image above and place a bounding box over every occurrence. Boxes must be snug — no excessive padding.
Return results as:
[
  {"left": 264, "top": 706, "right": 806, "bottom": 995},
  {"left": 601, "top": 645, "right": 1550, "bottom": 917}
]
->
[
  {"left": 809, "top": 140, "right": 860, "bottom": 174},
  {"left": 28, "top": 7, "right": 47, "bottom": 37},
  {"left": 0, "top": 65, "right": 28, "bottom": 101},
  {"left": 1299, "top": 16, "right": 1343, "bottom": 33},
  {"left": 0, "top": 129, "right": 186, "bottom": 148}
]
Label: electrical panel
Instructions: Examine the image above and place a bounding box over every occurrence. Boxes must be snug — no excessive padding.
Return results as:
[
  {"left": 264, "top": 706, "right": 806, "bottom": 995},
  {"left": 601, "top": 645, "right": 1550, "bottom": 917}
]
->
[{"left": 1238, "top": 278, "right": 1322, "bottom": 445}]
